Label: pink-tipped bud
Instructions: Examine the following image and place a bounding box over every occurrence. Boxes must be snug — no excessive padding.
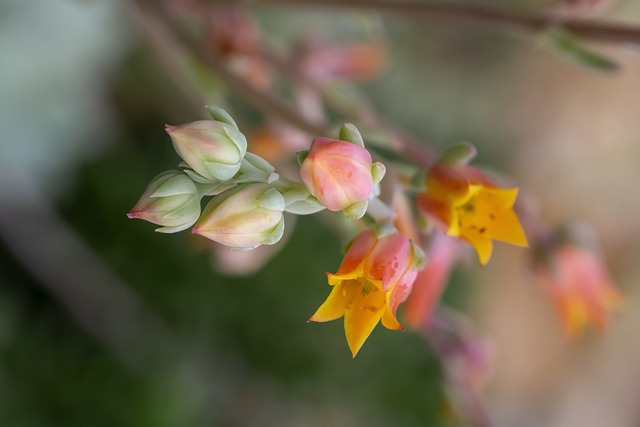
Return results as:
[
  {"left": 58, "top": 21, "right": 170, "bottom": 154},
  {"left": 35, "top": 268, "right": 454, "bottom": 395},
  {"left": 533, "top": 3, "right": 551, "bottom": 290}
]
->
[
  {"left": 192, "top": 183, "right": 285, "bottom": 250},
  {"left": 299, "top": 136, "right": 381, "bottom": 218},
  {"left": 128, "top": 170, "right": 201, "bottom": 233},
  {"left": 166, "top": 120, "right": 247, "bottom": 182}
]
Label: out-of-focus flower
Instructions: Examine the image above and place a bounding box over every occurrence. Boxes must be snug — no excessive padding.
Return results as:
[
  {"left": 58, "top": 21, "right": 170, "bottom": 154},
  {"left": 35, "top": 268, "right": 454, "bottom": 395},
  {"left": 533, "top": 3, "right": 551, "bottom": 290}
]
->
[
  {"left": 300, "top": 136, "right": 384, "bottom": 219},
  {"left": 299, "top": 40, "right": 386, "bottom": 83},
  {"left": 309, "top": 228, "right": 424, "bottom": 357},
  {"left": 206, "top": 6, "right": 271, "bottom": 90},
  {"left": 534, "top": 231, "right": 622, "bottom": 336},
  {"left": 403, "top": 233, "right": 458, "bottom": 329},
  {"left": 166, "top": 120, "right": 247, "bottom": 182},
  {"left": 127, "top": 170, "right": 201, "bottom": 233},
  {"left": 426, "top": 309, "right": 493, "bottom": 427},
  {"left": 417, "top": 162, "right": 528, "bottom": 266},
  {"left": 192, "top": 183, "right": 284, "bottom": 249},
  {"left": 248, "top": 124, "right": 309, "bottom": 166}
]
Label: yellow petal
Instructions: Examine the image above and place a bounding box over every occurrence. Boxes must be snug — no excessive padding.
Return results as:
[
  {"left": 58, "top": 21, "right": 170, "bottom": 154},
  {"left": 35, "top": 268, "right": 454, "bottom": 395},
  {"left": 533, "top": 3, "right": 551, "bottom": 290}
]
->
[
  {"left": 480, "top": 187, "right": 519, "bottom": 209},
  {"left": 463, "top": 232, "right": 493, "bottom": 266},
  {"left": 381, "top": 306, "right": 402, "bottom": 330},
  {"left": 490, "top": 208, "right": 528, "bottom": 247},
  {"left": 344, "top": 285, "right": 386, "bottom": 357},
  {"left": 445, "top": 208, "right": 462, "bottom": 237},
  {"left": 309, "top": 281, "right": 355, "bottom": 322}
]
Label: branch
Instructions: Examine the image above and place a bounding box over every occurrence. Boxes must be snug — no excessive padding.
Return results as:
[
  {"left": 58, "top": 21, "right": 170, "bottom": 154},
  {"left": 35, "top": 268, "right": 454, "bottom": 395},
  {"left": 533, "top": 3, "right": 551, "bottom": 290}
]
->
[
  {"left": 261, "top": 0, "right": 640, "bottom": 45},
  {"left": 135, "top": 0, "right": 327, "bottom": 136},
  {"left": 134, "top": 0, "right": 436, "bottom": 167}
]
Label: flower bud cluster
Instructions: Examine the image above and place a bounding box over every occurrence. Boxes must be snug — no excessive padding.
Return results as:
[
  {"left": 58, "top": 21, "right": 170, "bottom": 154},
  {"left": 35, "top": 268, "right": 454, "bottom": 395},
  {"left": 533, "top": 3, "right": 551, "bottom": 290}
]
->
[
  {"left": 128, "top": 108, "right": 385, "bottom": 251},
  {"left": 129, "top": 107, "right": 286, "bottom": 249}
]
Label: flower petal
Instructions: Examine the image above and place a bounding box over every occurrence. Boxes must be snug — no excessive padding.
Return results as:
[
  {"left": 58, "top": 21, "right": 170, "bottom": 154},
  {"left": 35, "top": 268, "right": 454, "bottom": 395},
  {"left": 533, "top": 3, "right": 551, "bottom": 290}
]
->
[
  {"left": 334, "top": 230, "right": 377, "bottom": 276},
  {"left": 309, "top": 281, "right": 354, "bottom": 322},
  {"left": 344, "top": 284, "right": 386, "bottom": 357},
  {"left": 462, "top": 232, "right": 493, "bottom": 266},
  {"left": 365, "top": 232, "right": 412, "bottom": 291},
  {"left": 489, "top": 208, "right": 528, "bottom": 247}
]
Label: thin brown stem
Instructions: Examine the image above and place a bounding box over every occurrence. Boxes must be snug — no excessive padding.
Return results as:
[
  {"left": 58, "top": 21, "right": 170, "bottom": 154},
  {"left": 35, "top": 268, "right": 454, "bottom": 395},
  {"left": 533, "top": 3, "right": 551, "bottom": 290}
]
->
[
  {"left": 260, "top": 0, "right": 640, "bottom": 45},
  {"left": 134, "top": 0, "right": 437, "bottom": 168},
  {"left": 260, "top": 47, "right": 436, "bottom": 167},
  {"left": 135, "top": 0, "right": 328, "bottom": 136}
]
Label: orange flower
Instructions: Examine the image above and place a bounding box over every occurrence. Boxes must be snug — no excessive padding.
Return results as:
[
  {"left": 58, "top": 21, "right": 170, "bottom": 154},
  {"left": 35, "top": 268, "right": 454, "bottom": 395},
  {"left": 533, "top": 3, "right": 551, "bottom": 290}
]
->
[
  {"left": 309, "top": 229, "right": 424, "bottom": 357},
  {"left": 536, "top": 245, "right": 622, "bottom": 336},
  {"left": 417, "top": 163, "right": 528, "bottom": 266}
]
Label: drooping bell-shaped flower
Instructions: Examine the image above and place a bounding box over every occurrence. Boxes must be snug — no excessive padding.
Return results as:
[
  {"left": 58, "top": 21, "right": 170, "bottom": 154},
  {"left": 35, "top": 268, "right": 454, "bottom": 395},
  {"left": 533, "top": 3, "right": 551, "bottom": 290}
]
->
[
  {"left": 166, "top": 119, "right": 247, "bottom": 182},
  {"left": 192, "top": 183, "right": 284, "bottom": 250},
  {"left": 299, "top": 136, "right": 384, "bottom": 219},
  {"left": 417, "top": 161, "right": 528, "bottom": 266},
  {"left": 534, "top": 224, "right": 622, "bottom": 336},
  {"left": 309, "top": 228, "right": 424, "bottom": 357},
  {"left": 127, "top": 170, "right": 201, "bottom": 233}
]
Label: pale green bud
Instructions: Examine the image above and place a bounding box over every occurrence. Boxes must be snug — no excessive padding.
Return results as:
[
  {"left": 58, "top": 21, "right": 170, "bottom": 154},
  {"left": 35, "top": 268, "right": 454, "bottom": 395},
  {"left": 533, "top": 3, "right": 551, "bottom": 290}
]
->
[
  {"left": 439, "top": 142, "right": 477, "bottom": 166},
  {"left": 166, "top": 120, "right": 247, "bottom": 182},
  {"left": 127, "top": 170, "right": 201, "bottom": 233},
  {"left": 193, "top": 183, "right": 285, "bottom": 250}
]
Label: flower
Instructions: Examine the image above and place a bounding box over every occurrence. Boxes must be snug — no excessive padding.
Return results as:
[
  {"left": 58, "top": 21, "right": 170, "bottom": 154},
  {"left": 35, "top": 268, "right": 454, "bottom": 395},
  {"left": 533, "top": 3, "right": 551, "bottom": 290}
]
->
[
  {"left": 166, "top": 120, "right": 247, "bottom": 182},
  {"left": 299, "top": 137, "right": 382, "bottom": 218},
  {"left": 299, "top": 40, "right": 386, "bottom": 83},
  {"left": 309, "top": 228, "right": 424, "bottom": 357},
  {"left": 127, "top": 170, "right": 201, "bottom": 233},
  {"left": 192, "top": 183, "right": 284, "bottom": 249},
  {"left": 535, "top": 243, "right": 621, "bottom": 336},
  {"left": 417, "top": 163, "right": 528, "bottom": 266}
]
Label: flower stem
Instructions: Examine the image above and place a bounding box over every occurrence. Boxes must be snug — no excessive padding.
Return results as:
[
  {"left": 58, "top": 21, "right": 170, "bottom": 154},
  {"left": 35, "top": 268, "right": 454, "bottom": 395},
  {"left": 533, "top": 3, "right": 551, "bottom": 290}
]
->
[{"left": 260, "top": 0, "right": 640, "bottom": 45}]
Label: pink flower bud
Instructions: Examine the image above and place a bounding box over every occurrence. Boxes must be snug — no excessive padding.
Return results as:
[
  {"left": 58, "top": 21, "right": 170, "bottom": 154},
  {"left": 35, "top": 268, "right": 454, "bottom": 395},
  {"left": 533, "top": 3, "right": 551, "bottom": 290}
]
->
[
  {"left": 299, "top": 137, "right": 378, "bottom": 215},
  {"left": 127, "top": 170, "right": 201, "bottom": 233},
  {"left": 192, "top": 183, "right": 284, "bottom": 249},
  {"left": 166, "top": 120, "right": 247, "bottom": 182}
]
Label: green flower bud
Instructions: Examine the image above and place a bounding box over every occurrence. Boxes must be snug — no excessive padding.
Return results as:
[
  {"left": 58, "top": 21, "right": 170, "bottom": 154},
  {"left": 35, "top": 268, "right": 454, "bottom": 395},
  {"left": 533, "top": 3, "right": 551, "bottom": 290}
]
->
[
  {"left": 127, "top": 170, "right": 201, "bottom": 233},
  {"left": 166, "top": 120, "right": 247, "bottom": 182}
]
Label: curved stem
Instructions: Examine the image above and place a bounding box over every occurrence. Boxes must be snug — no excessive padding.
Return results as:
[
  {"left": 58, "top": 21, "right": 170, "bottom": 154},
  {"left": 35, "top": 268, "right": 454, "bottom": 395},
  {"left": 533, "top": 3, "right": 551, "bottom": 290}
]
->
[{"left": 260, "top": 0, "right": 640, "bottom": 45}]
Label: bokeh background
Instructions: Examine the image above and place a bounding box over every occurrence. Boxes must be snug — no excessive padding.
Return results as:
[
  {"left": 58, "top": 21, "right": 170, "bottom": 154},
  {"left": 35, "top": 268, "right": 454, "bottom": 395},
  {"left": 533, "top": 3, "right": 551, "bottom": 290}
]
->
[{"left": 2, "top": 0, "right": 640, "bottom": 426}]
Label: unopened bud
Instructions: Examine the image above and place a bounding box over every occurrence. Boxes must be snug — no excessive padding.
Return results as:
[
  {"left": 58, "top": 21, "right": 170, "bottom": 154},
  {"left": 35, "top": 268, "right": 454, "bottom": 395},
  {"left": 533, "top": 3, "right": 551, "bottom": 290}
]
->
[
  {"left": 192, "top": 183, "right": 285, "bottom": 249},
  {"left": 127, "top": 170, "right": 201, "bottom": 233},
  {"left": 166, "top": 120, "right": 247, "bottom": 182},
  {"left": 300, "top": 136, "right": 377, "bottom": 215}
]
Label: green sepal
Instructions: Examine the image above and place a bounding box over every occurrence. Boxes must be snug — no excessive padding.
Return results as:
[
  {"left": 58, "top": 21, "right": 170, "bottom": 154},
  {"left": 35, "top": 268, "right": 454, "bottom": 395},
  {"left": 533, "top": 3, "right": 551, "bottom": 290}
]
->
[
  {"left": 371, "top": 162, "right": 386, "bottom": 185},
  {"left": 410, "top": 242, "right": 427, "bottom": 269},
  {"left": 339, "top": 122, "right": 365, "bottom": 147},
  {"left": 296, "top": 150, "right": 310, "bottom": 166},
  {"left": 439, "top": 142, "right": 477, "bottom": 166},
  {"left": 342, "top": 200, "right": 368, "bottom": 220},
  {"left": 262, "top": 217, "right": 285, "bottom": 246},
  {"left": 149, "top": 171, "right": 197, "bottom": 197},
  {"left": 283, "top": 197, "right": 326, "bottom": 215},
  {"left": 372, "top": 223, "right": 397, "bottom": 239},
  {"left": 205, "top": 105, "right": 240, "bottom": 130},
  {"left": 258, "top": 188, "right": 285, "bottom": 211}
]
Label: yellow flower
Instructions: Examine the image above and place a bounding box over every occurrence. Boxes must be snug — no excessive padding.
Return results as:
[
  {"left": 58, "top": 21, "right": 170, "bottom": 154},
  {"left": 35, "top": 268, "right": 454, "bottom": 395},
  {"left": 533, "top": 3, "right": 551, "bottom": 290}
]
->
[
  {"left": 417, "top": 164, "right": 528, "bottom": 266},
  {"left": 309, "top": 229, "right": 423, "bottom": 357}
]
